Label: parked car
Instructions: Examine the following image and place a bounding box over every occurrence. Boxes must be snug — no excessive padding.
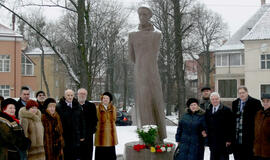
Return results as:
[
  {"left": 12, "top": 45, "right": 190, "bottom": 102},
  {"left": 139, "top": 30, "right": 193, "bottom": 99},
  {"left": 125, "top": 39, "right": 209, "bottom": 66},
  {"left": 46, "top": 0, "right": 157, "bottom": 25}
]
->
[{"left": 116, "top": 111, "right": 132, "bottom": 126}]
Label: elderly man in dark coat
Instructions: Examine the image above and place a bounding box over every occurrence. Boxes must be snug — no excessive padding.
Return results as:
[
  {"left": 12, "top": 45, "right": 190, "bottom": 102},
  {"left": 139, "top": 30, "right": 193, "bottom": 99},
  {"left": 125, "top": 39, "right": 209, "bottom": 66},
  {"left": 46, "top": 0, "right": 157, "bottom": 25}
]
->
[
  {"left": 56, "top": 89, "right": 85, "bottom": 160},
  {"left": 205, "top": 92, "right": 234, "bottom": 160},
  {"left": 77, "top": 88, "right": 97, "bottom": 160},
  {"left": 232, "top": 86, "right": 262, "bottom": 160}
]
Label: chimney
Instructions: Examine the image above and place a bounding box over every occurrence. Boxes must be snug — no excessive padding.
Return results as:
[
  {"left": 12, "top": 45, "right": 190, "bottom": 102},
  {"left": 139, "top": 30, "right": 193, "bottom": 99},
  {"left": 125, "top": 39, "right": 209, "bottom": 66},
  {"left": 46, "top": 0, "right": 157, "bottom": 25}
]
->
[{"left": 261, "top": 0, "right": 266, "bottom": 6}]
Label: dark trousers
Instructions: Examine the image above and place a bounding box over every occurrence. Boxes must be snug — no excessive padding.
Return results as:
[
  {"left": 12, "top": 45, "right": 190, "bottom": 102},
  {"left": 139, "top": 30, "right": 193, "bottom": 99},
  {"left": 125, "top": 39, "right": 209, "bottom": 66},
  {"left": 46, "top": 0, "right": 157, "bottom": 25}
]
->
[
  {"left": 254, "top": 157, "right": 270, "bottom": 160},
  {"left": 233, "top": 144, "right": 254, "bottom": 160},
  {"left": 95, "top": 146, "right": 116, "bottom": 160},
  {"left": 64, "top": 145, "right": 80, "bottom": 160},
  {"left": 80, "top": 135, "right": 94, "bottom": 160},
  {"left": 210, "top": 148, "right": 229, "bottom": 160}
]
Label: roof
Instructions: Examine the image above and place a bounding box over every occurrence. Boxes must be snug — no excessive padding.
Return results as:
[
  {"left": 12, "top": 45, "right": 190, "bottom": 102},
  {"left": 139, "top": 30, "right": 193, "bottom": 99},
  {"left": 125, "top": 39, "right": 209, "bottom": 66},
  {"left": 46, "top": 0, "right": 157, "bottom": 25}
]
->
[
  {"left": 0, "top": 24, "right": 23, "bottom": 38},
  {"left": 215, "top": 5, "right": 270, "bottom": 52},
  {"left": 241, "top": 7, "right": 270, "bottom": 41},
  {"left": 25, "top": 47, "right": 55, "bottom": 55}
]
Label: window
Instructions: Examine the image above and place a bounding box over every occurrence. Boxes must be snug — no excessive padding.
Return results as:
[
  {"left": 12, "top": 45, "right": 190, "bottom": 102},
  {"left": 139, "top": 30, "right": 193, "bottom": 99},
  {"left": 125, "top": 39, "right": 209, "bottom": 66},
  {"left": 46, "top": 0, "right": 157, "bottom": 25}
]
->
[
  {"left": 261, "top": 84, "right": 270, "bottom": 97},
  {"left": 218, "top": 79, "right": 237, "bottom": 98},
  {"left": 55, "top": 80, "right": 59, "bottom": 88},
  {"left": 261, "top": 54, "right": 270, "bottom": 69},
  {"left": 0, "top": 85, "right": 10, "bottom": 97},
  {"left": 230, "top": 54, "right": 241, "bottom": 66},
  {"left": 221, "top": 54, "right": 228, "bottom": 66},
  {"left": 240, "top": 79, "right": 245, "bottom": 86},
  {"left": 21, "top": 55, "right": 34, "bottom": 76},
  {"left": 0, "top": 55, "right": 10, "bottom": 72}
]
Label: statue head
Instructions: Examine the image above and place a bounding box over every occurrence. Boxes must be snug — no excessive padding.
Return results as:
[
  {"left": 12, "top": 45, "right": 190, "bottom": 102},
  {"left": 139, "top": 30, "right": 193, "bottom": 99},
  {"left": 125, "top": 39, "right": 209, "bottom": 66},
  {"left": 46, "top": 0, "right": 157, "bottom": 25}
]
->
[{"left": 137, "top": 7, "right": 152, "bottom": 25}]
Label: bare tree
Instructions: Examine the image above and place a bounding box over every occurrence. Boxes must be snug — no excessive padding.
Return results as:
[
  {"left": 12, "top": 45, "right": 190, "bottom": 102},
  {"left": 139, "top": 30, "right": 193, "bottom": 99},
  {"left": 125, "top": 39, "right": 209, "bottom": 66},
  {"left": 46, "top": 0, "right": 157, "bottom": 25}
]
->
[
  {"left": 191, "top": 3, "right": 227, "bottom": 87},
  {"left": 0, "top": 0, "right": 131, "bottom": 100},
  {"left": 17, "top": 11, "right": 51, "bottom": 96},
  {"left": 147, "top": 0, "right": 176, "bottom": 116}
]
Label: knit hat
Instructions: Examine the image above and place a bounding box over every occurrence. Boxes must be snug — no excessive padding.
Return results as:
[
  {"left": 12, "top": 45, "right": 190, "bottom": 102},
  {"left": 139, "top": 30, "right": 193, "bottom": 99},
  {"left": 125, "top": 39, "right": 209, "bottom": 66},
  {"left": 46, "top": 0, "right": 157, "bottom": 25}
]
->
[
  {"left": 43, "top": 98, "right": 56, "bottom": 109},
  {"left": 102, "top": 92, "right": 113, "bottom": 102},
  {"left": 186, "top": 98, "right": 199, "bottom": 107},
  {"left": 25, "top": 100, "right": 39, "bottom": 110},
  {"left": 1, "top": 98, "right": 18, "bottom": 111}
]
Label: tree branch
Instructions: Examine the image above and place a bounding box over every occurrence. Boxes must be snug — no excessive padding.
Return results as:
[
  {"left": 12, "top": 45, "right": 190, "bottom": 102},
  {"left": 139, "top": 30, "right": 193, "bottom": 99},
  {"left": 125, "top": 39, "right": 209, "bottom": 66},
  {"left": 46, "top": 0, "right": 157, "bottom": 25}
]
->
[{"left": 0, "top": 2, "right": 80, "bottom": 84}]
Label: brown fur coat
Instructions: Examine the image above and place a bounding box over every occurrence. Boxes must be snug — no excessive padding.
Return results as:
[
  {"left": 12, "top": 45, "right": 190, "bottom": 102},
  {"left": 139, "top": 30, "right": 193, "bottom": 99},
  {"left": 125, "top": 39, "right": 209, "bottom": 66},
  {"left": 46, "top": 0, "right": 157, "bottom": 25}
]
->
[
  {"left": 19, "top": 107, "right": 45, "bottom": 160},
  {"left": 254, "top": 108, "right": 270, "bottom": 158},
  {"left": 94, "top": 103, "right": 118, "bottom": 146},
  {"left": 42, "top": 110, "right": 64, "bottom": 160}
]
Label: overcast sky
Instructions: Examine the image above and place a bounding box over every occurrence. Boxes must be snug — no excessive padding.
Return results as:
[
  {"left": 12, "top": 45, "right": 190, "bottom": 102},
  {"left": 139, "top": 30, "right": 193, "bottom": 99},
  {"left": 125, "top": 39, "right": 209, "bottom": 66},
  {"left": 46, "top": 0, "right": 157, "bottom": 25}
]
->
[{"left": 0, "top": 0, "right": 267, "bottom": 35}]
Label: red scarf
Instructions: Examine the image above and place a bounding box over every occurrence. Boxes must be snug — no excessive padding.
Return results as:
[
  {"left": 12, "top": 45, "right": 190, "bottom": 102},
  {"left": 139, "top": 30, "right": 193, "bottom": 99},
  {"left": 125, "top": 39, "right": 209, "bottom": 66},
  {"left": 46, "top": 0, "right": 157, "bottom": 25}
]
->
[{"left": 4, "top": 112, "right": 20, "bottom": 124}]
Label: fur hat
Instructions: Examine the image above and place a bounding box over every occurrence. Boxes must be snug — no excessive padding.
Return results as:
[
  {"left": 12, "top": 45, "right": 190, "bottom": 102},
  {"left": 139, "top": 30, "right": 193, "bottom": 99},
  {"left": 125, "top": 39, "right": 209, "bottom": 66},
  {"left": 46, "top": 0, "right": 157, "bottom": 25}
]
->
[
  {"left": 261, "top": 93, "right": 270, "bottom": 100},
  {"left": 186, "top": 98, "right": 199, "bottom": 107},
  {"left": 201, "top": 86, "right": 211, "bottom": 92},
  {"left": 43, "top": 98, "right": 56, "bottom": 109},
  {"left": 25, "top": 100, "right": 39, "bottom": 110},
  {"left": 1, "top": 98, "right": 18, "bottom": 111},
  {"left": 36, "top": 90, "right": 45, "bottom": 98},
  {"left": 102, "top": 92, "right": 113, "bottom": 102}
]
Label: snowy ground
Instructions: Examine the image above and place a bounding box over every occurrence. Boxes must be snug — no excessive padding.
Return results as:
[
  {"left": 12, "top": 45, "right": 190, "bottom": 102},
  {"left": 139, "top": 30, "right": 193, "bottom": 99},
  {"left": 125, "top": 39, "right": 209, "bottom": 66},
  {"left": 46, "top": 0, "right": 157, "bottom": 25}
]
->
[{"left": 114, "top": 126, "right": 234, "bottom": 160}]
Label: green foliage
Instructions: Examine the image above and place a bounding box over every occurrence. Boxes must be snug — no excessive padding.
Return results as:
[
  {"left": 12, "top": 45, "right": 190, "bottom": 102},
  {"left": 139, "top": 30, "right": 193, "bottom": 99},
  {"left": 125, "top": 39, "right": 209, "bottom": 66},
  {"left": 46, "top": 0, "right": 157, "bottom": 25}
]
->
[{"left": 136, "top": 126, "right": 158, "bottom": 147}]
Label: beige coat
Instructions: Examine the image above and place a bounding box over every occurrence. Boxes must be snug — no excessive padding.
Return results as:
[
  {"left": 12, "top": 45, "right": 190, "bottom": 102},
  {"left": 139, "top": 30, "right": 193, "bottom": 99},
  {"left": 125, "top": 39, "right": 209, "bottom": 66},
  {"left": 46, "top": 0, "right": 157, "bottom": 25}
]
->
[
  {"left": 19, "top": 107, "right": 45, "bottom": 160},
  {"left": 95, "top": 103, "right": 118, "bottom": 146},
  {"left": 128, "top": 29, "right": 167, "bottom": 141}
]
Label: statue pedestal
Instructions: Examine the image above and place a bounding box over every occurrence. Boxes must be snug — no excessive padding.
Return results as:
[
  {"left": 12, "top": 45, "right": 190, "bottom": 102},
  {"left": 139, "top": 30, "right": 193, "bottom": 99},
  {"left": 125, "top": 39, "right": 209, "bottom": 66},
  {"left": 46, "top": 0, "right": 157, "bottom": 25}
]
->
[{"left": 123, "top": 141, "right": 175, "bottom": 160}]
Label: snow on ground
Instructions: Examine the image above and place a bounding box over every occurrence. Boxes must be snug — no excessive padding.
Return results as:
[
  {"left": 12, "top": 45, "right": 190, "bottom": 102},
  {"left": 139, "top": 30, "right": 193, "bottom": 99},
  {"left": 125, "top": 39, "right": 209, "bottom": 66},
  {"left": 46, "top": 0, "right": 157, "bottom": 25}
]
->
[{"left": 115, "top": 126, "right": 234, "bottom": 160}]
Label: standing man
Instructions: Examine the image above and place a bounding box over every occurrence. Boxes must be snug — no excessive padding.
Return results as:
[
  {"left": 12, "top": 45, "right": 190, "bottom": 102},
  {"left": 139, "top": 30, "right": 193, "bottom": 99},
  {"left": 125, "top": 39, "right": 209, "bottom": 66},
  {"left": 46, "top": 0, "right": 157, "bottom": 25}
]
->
[
  {"left": 36, "top": 90, "right": 46, "bottom": 113},
  {"left": 205, "top": 92, "right": 234, "bottom": 160},
  {"left": 232, "top": 86, "right": 262, "bottom": 160},
  {"left": 16, "top": 86, "right": 30, "bottom": 118},
  {"left": 200, "top": 86, "right": 211, "bottom": 110},
  {"left": 77, "top": 88, "right": 97, "bottom": 160},
  {"left": 56, "top": 89, "right": 85, "bottom": 160}
]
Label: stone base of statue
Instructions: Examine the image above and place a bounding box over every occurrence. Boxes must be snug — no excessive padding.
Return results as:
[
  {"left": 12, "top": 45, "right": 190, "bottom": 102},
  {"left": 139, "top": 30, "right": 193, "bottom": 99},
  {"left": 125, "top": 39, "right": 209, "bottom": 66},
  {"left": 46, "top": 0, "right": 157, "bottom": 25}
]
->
[{"left": 123, "top": 141, "right": 175, "bottom": 160}]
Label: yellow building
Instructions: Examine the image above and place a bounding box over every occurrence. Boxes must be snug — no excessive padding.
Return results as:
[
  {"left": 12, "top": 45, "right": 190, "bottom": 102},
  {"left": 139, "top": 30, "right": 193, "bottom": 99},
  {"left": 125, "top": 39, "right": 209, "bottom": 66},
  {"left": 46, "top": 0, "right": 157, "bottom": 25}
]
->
[{"left": 25, "top": 47, "right": 68, "bottom": 100}]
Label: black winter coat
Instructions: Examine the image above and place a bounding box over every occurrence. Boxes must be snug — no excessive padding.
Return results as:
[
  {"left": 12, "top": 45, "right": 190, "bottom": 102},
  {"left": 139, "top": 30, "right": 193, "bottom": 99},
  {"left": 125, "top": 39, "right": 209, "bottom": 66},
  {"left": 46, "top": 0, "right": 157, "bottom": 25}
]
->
[
  {"left": 175, "top": 108, "right": 206, "bottom": 160},
  {"left": 232, "top": 96, "right": 262, "bottom": 149},
  {"left": 56, "top": 98, "right": 86, "bottom": 149},
  {"left": 81, "top": 101, "right": 98, "bottom": 136},
  {"left": 205, "top": 104, "right": 234, "bottom": 153},
  {"left": 16, "top": 98, "right": 26, "bottom": 118}
]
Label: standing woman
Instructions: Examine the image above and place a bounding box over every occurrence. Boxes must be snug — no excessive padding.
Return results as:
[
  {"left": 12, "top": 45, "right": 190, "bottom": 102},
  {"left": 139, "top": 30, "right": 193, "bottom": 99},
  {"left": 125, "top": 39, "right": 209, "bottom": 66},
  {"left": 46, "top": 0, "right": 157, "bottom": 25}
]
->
[
  {"left": 41, "top": 98, "right": 64, "bottom": 160},
  {"left": 253, "top": 94, "right": 270, "bottom": 160},
  {"left": 19, "top": 100, "right": 45, "bottom": 160},
  {"left": 0, "top": 98, "right": 30, "bottom": 160},
  {"left": 95, "top": 92, "right": 118, "bottom": 160},
  {"left": 175, "top": 98, "right": 207, "bottom": 160}
]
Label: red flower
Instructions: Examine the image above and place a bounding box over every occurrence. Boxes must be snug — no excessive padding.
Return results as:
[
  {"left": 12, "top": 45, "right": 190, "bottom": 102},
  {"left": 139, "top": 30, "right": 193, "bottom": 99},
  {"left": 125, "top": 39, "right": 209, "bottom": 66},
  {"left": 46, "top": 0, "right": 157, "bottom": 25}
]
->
[
  {"left": 156, "top": 145, "right": 161, "bottom": 149},
  {"left": 156, "top": 149, "right": 162, "bottom": 153}
]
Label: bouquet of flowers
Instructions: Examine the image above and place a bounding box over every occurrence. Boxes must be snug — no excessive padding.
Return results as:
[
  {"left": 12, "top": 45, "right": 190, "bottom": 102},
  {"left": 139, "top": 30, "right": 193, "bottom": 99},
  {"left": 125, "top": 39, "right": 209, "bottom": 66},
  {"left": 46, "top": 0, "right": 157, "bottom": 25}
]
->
[{"left": 136, "top": 125, "right": 158, "bottom": 147}]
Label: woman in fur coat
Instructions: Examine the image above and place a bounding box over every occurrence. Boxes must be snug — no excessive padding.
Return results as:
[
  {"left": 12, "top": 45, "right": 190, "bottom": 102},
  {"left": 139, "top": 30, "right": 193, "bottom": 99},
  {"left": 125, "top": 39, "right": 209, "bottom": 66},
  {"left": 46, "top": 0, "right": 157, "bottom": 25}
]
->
[
  {"left": 95, "top": 92, "right": 118, "bottom": 160},
  {"left": 41, "top": 98, "right": 64, "bottom": 160},
  {"left": 19, "top": 100, "right": 45, "bottom": 160},
  {"left": 0, "top": 98, "right": 30, "bottom": 160},
  {"left": 254, "top": 94, "right": 270, "bottom": 160}
]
